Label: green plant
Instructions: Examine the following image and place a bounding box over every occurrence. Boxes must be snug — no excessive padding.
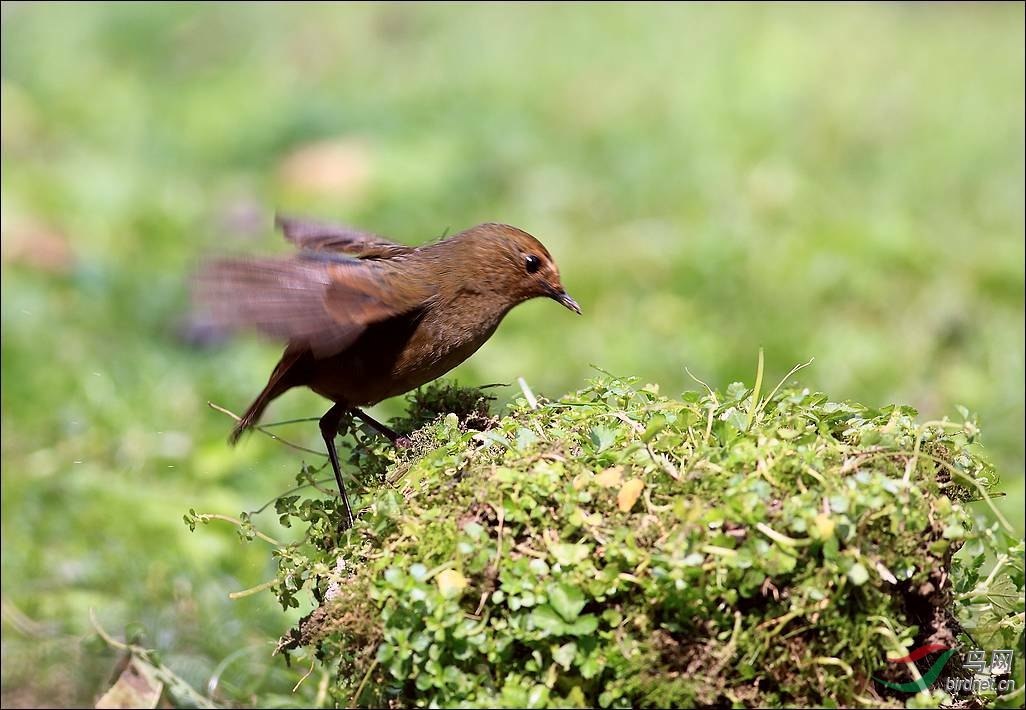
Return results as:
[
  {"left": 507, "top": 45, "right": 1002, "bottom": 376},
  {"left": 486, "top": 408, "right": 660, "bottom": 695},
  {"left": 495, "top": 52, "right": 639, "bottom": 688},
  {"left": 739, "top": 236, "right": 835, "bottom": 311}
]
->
[{"left": 188, "top": 369, "right": 1023, "bottom": 708}]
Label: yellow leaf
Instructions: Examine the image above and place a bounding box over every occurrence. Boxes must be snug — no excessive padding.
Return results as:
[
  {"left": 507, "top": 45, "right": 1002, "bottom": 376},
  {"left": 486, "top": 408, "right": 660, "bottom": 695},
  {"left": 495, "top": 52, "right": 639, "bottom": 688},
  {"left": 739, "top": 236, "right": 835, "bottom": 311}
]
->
[
  {"left": 617, "top": 479, "right": 644, "bottom": 512},
  {"left": 436, "top": 569, "right": 467, "bottom": 598},
  {"left": 814, "top": 513, "right": 835, "bottom": 540},
  {"left": 594, "top": 466, "right": 624, "bottom": 488}
]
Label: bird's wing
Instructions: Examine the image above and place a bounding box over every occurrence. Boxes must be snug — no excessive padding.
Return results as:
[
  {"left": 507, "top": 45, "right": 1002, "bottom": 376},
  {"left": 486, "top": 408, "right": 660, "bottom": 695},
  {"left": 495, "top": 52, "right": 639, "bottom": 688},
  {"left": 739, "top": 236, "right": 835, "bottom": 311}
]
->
[
  {"left": 275, "top": 214, "right": 414, "bottom": 260},
  {"left": 193, "top": 256, "right": 433, "bottom": 358}
]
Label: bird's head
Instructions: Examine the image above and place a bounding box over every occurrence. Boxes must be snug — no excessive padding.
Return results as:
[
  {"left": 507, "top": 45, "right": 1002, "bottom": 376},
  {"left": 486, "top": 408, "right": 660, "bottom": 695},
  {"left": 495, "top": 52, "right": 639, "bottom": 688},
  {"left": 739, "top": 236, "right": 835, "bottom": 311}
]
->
[{"left": 454, "top": 223, "right": 581, "bottom": 315}]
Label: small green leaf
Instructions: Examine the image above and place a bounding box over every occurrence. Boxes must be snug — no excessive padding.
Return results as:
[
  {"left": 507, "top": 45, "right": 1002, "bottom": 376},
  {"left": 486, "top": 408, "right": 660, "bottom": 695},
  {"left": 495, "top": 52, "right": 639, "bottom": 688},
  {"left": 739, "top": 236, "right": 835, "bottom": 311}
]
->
[
  {"left": 462, "top": 521, "right": 484, "bottom": 540},
  {"left": 552, "top": 641, "right": 577, "bottom": 670},
  {"left": 641, "top": 414, "right": 667, "bottom": 443},
  {"left": 550, "top": 542, "right": 590, "bottom": 566},
  {"left": 548, "top": 583, "right": 586, "bottom": 622},
  {"left": 847, "top": 562, "right": 870, "bottom": 586},
  {"left": 860, "top": 430, "right": 881, "bottom": 446},
  {"left": 383, "top": 567, "right": 404, "bottom": 587},
  {"left": 564, "top": 614, "right": 599, "bottom": 636},
  {"left": 942, "top": 524, "right": 966, "bottom": 540},
  {"left": 530, "top": 604, "right": 567, "bottom": 634},
  {"left": 526, "top": 684, "right": 550, "bottom": 708},
  {"left": 589, "top": 426, "right": 617, "bottom": 452}
]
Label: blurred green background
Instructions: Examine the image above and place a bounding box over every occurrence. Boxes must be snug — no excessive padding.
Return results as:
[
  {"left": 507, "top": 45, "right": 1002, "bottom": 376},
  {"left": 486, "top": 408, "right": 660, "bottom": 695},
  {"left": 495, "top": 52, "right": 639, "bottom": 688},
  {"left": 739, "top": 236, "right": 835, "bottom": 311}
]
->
[{"left": 2, "top": 2, "right": 1023, "bottom": 706}]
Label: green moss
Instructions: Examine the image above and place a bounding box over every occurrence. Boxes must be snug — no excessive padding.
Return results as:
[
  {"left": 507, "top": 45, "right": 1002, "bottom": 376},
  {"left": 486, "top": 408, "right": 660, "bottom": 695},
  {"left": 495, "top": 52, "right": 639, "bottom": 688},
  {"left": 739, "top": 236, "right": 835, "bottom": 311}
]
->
[{"left": 259, "top": 374, "right": 1022, "bottom": 708}]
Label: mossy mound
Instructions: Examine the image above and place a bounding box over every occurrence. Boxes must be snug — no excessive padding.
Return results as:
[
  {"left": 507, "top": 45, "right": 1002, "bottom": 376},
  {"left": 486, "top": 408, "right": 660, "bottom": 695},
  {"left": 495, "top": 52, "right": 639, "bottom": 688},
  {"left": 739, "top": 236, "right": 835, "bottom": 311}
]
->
[{"left": 261, "top": 374, "right": 1022, "bottom": 708}]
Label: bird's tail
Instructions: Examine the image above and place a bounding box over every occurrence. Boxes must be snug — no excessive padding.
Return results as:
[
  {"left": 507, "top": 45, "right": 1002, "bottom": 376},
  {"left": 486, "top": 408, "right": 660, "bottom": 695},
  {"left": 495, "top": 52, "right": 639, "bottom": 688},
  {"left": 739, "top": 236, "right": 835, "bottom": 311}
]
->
[
  {"left": 228, "top": 348, "right": 304, "bottom": 445},
  {"left": 229, "top": 386, "right": 276, "bottom": 445}
]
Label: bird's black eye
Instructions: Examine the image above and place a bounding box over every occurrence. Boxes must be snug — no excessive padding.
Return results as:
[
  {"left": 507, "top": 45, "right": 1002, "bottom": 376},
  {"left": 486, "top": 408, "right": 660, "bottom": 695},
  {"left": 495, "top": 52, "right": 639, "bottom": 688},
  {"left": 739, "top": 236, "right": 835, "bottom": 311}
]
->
[{"left": 524, "top": 254, "right": 542, "bottom": 274}]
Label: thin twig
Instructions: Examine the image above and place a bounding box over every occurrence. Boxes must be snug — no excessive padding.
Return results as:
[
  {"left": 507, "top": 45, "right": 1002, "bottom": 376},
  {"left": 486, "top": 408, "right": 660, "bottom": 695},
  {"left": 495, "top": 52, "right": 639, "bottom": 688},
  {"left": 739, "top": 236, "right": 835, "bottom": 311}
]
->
[
  {"left": 90, "top": 609, "right": 129, "bottom": 651},
  {"left": 684, "top": 366, "right": 715, "bottom": 396},
  {"left": 684, "top": 366, "right": 717, "bottom": 446},
  {"left": 195, "top": 513, "right": 281, "bottom": 545},
  {"left": 292, "top": 658, "right": 316, "bottom": 693},
  {"left": 251, "top": 475, "right": 337, "bottom": 514},
  {"left": 763, "top": 356, "right": 816, "bottom": 405},
  {"left": 228, "top": 579, "right": 276, "bottom": 600},
  {"left": 709, "top": 610, "right": 743, "bottom": 675},
  {"left": 350, "top": 658, "right": 379, "bottom": 707},
  {"left": 258, "top": 417, "right": 321, "bottom": 428},
  {"left": 208, "top": 401, "right": 327, "bottom": 457}
]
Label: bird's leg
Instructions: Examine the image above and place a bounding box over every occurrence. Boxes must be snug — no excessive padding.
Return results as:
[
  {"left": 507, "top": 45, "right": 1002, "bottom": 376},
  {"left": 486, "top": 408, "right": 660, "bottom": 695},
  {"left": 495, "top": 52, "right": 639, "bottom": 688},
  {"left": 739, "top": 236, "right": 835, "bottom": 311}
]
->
[
  {"left": 319, "top": 402, "right": 355, "bottom": 527},
  {"left": 352, "top": 408, "right": 410, "bottom": 447}
]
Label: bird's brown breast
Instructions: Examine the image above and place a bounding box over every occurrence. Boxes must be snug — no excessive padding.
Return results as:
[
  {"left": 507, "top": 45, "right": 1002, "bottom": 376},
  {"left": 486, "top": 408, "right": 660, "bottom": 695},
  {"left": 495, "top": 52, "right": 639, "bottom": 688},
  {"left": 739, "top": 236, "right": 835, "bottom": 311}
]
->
[{"left": 302, "top": 292, "right": 510, "bottom": 406}]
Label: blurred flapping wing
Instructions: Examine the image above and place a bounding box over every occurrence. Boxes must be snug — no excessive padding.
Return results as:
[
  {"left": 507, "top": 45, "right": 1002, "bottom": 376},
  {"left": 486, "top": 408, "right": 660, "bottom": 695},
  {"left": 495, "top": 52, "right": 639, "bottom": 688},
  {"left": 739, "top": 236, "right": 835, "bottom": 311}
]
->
[
  {"left": 193, "top": 256, "right": 432, "bottom": 358},
  {"left": 275, "top": 214, "right": 414, "bottom": 260}
]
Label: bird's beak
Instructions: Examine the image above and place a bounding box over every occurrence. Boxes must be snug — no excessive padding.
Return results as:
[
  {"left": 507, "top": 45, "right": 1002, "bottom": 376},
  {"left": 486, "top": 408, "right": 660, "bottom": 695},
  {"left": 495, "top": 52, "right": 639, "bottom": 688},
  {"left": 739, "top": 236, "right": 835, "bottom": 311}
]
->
[{"left": 553, "top": 291, "right": 582, "bottom": 315}]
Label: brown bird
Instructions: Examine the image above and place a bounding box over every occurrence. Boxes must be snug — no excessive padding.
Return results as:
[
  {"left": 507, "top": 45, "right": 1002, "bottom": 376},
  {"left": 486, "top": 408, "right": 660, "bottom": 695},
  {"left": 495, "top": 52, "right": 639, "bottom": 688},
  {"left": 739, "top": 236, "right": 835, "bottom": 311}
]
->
[{"left": 194, "top": 215, "right": 580, "bottom": 525}]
